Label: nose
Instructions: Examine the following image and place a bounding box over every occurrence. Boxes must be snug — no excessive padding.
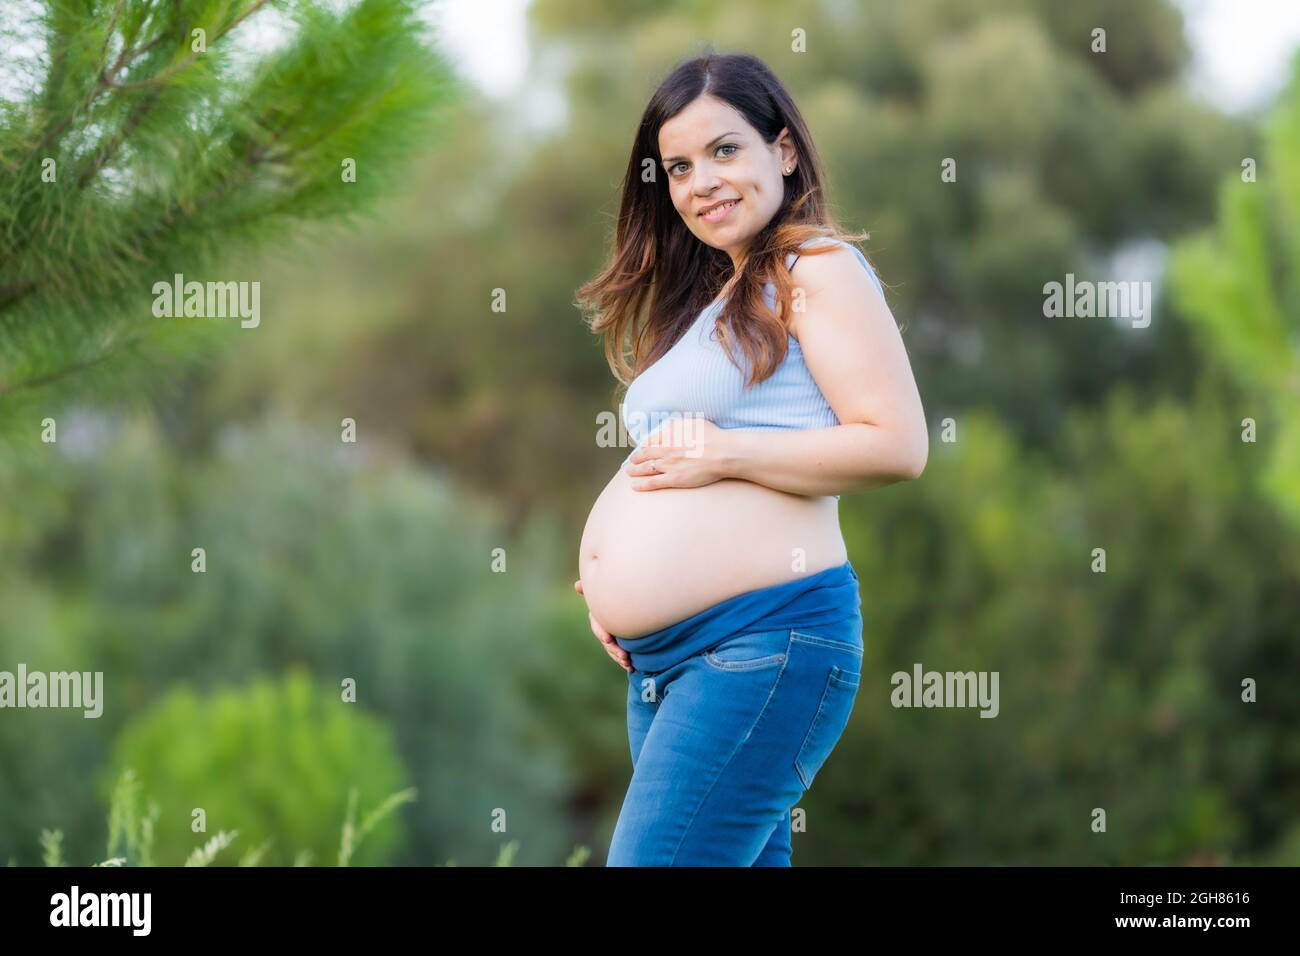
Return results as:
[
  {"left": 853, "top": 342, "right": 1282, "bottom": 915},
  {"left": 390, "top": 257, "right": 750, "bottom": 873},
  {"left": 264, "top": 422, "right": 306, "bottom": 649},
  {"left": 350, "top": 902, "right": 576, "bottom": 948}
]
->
[{"left": 691, "top": 161, "right": 724, "bottom": 194}]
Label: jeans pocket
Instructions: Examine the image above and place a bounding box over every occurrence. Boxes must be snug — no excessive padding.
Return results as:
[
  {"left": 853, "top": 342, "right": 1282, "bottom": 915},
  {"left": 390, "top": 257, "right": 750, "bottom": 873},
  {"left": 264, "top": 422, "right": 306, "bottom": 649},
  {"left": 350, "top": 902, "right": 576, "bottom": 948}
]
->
[
  {"left": 790, "top": 627, "right": 863, "bottom": 661},
  {"left": 702, "top": 629, "right": 792, "bottom": 672},
  {"left": 794, "top": 665, "right": 860, "bottom": 790}
]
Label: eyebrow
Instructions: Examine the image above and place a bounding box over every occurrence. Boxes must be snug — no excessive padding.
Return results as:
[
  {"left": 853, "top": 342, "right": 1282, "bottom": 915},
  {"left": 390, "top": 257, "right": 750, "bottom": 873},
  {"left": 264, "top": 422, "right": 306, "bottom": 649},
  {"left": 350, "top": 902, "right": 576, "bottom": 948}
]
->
[{"left": 661, "top": 131, "right": 743, "bottom": 166}]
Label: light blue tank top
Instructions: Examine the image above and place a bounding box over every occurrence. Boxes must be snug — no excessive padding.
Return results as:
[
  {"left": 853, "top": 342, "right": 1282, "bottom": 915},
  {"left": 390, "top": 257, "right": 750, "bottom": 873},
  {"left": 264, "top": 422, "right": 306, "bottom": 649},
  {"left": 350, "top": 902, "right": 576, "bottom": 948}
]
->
[{"left": 620, "top": 237, "right": 884, "bottom": 500}]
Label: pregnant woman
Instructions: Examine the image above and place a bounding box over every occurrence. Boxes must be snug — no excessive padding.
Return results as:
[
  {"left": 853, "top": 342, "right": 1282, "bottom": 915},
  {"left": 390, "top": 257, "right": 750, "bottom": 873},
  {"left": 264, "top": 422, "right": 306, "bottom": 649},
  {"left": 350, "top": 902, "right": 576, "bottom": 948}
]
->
[{"left": 574, "top": 51, "right": 928, "bottom": 866}]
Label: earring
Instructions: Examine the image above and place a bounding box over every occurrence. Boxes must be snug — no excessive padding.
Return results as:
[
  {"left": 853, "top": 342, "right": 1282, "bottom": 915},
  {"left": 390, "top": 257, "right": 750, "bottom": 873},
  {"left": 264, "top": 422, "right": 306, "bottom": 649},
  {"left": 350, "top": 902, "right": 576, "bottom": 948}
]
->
[{"left": 784, "top": 165, "right": 793, "bottom": 174}]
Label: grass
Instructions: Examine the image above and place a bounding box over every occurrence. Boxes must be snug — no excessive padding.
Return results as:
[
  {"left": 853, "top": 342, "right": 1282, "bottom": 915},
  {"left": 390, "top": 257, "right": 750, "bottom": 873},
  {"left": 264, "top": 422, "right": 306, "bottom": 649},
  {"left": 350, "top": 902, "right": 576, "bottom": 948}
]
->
[{"left": 16, "top": 769, "right": 594, "bottom": 866}]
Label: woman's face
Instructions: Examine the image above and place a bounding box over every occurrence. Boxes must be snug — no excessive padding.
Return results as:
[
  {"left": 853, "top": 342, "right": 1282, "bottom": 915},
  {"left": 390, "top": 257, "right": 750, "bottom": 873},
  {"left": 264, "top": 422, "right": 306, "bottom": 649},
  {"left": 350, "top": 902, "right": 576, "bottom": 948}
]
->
[{"left": 657, "top": 95, "right": 796, "bottom": 269}]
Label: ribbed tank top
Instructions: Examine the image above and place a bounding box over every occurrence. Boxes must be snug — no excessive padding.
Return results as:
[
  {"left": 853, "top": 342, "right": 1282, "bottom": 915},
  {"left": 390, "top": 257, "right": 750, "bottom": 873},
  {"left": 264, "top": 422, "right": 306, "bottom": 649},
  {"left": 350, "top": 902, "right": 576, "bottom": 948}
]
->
[{"left": 620, "top": 237, "right": 885, "bottom": 501}]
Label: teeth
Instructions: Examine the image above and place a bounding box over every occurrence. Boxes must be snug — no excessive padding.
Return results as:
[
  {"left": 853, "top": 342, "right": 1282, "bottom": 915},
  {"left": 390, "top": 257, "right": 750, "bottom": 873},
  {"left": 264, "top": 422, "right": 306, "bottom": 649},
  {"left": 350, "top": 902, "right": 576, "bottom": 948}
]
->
[{"left": 706, "top": 200, "right": 737, "bottom": 216}]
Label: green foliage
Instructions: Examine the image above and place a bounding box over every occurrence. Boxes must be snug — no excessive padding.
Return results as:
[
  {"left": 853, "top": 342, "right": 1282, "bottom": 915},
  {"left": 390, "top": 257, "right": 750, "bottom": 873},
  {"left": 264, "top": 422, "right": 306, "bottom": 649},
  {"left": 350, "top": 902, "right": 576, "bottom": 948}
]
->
[
  {"left": 105, "top": 669, "right": 410, "bottom": 866},
  {"left": 0, "top": 0, "right": 458, "bottom": 445},
  {"left": 1169, "top": 53, "right": 1300, "bottom": 529},
  {"left": 812, "top": 391, "right": 1300, "bottom": 865},
  {"left": 39, "top": 827, "right": 64, "bottom": 866},
  {"left": 0, "top": 413, "right": 577, "bottom": 866}
]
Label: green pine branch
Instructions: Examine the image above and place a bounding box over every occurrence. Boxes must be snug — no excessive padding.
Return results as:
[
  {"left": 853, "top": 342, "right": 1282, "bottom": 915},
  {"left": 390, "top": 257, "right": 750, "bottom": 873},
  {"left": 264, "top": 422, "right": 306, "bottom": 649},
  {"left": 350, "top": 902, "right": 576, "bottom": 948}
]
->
[{"left": 0, "top": 0, "right": 458, "bottom": 438}]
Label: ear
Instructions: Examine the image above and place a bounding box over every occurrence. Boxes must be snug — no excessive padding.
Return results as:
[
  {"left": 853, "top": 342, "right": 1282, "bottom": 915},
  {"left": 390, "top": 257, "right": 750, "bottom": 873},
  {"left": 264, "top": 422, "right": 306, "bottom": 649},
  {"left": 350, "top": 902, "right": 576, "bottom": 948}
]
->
[{"left": 776, "top": 128, "right": 796, "bottom": 168}]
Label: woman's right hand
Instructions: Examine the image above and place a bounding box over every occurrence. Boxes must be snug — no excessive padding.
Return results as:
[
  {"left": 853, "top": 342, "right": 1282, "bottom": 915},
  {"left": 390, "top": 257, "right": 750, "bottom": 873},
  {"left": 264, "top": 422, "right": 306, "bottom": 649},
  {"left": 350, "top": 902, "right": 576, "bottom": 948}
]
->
[{"left": 574, "top": 579, "right": 633, "bottom": 673}]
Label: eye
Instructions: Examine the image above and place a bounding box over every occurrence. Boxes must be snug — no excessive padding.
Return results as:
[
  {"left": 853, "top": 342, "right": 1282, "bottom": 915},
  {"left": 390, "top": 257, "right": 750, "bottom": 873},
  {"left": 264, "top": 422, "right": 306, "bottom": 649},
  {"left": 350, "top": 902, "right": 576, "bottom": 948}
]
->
[{"left": 666, "top": 143, "right": 739, "bottom": 178}]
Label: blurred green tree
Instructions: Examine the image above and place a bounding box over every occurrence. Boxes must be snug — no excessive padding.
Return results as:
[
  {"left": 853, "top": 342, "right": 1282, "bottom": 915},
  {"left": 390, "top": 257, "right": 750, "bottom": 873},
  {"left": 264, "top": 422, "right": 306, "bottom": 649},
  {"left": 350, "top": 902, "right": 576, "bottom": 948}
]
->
[
  {"left": 105, "top": 668, "right": 409, "bottom": 865},
  {"left": 0, "top": 0, "right": 458, "bottom": 444},
  {"left": 1169, "top": 52, "right": 1300, "bottom": 530},
  {"left": 0, "top": 413, "right": 577, "bottom": 866},
  {"left": 801, "top": 392, "right": 1300, "bottom": 865}
]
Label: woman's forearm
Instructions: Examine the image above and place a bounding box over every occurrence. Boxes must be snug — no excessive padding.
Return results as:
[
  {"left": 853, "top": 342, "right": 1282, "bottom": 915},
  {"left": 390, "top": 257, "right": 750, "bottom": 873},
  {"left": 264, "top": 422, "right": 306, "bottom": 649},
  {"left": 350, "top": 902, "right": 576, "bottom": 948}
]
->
[{"left": 724, "top": 423, "right": 927, "bottom": 496}]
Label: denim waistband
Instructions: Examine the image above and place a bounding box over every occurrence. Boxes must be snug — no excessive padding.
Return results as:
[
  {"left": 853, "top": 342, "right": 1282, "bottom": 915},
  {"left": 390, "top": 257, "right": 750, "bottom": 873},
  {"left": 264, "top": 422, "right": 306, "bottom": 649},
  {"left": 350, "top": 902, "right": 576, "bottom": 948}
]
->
[{"left": 614, "top": 561, "right": 861, "bottom": 673}]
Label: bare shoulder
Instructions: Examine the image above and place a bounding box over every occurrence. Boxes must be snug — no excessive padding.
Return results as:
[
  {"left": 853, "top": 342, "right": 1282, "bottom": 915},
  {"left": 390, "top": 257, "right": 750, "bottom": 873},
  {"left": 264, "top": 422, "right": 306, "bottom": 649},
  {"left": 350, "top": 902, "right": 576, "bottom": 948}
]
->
[{"left": 786, "top": 241, "right": 884, "bottom": 341}]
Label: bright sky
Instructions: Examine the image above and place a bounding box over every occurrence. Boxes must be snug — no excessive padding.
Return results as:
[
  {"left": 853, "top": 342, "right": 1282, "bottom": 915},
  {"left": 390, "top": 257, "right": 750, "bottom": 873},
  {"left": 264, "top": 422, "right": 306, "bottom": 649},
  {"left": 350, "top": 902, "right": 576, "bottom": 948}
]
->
[
  {"left": 428, "top": 0, "right": 532, "bottom": 99},
  {"left": 1176, "top": 0, "right": 1300, "bottom": 113},
  {"left": 431, "top": 0, "right": 1300, "bottom": 117}
]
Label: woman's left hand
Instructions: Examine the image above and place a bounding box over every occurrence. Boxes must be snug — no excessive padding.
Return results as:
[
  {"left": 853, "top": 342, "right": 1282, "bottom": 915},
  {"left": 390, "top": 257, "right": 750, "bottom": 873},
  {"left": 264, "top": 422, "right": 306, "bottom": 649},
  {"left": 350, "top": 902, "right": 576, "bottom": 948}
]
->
[{"left": 624, "top": 417, "right": 735, "bottom": 490}]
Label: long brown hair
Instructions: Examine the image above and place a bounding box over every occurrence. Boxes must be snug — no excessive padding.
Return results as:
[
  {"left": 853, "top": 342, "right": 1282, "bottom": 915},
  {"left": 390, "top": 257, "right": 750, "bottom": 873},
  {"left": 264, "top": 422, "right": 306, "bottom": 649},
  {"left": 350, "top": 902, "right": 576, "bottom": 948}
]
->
[{"left": 575, "top": 50, "right": 874, "bottom": 402}]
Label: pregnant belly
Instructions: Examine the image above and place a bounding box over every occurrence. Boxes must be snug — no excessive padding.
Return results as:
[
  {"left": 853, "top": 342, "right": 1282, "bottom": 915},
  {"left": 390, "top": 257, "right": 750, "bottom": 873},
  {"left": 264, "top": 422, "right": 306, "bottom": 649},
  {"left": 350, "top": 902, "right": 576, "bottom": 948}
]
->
[{"left": 578, "top": 464, "right": 847, "bottom": 639}]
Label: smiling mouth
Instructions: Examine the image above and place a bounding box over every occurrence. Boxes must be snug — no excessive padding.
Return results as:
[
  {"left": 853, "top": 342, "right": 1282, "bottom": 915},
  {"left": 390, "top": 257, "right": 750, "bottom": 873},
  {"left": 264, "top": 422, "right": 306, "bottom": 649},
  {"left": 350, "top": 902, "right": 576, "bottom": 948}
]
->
[{"left": 700, "top": 198, "right": 740, "bottom": 219}]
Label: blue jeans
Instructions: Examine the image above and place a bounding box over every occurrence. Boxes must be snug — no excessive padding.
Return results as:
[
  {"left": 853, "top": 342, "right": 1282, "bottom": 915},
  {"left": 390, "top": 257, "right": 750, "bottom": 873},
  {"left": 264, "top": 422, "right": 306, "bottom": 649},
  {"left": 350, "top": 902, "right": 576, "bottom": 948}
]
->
[{"left": 607, "top": 563, "right": 863, "bottom": 866}]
